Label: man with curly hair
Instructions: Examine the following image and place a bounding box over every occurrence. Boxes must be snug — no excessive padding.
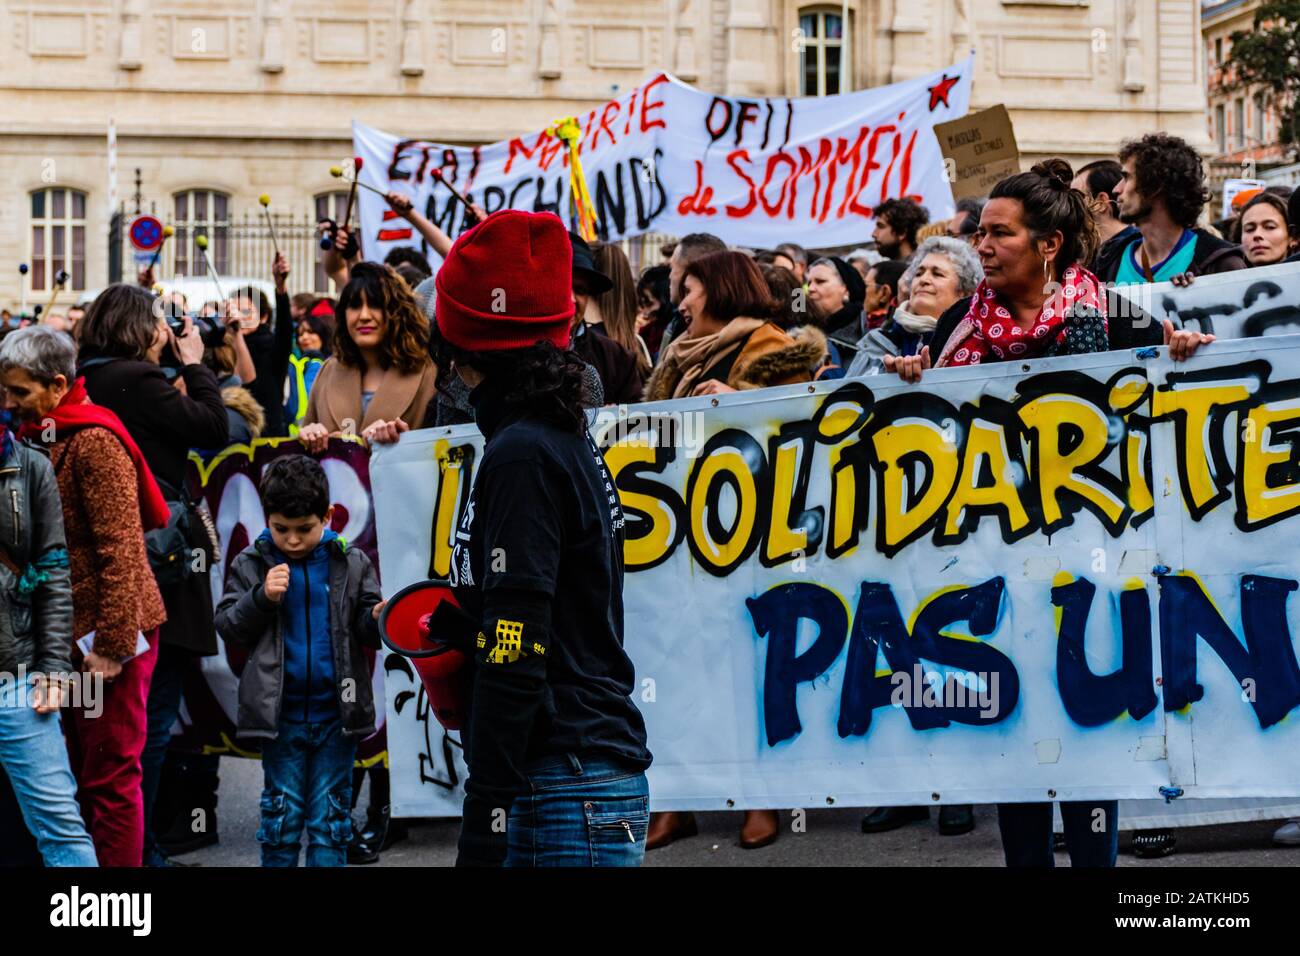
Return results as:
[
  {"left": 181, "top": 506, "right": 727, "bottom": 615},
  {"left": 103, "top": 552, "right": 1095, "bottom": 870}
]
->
[
  {"left": 1094, "top": 133, "right": 1246, "bottom": 285},
  {"left": 872, "top": 198, "right": 930, "bottom": 260}
]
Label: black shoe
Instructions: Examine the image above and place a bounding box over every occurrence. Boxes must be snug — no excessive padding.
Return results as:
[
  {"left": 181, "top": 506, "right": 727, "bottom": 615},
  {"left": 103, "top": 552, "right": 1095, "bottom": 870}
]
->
[
  {"left": 937, "top": 804, "right": 975, "bottom": 836},
  {"left": 158, "top": 804, "right": 219, "bottom": 855},
  {"left": 159, "top": 830, "right": 218, "bottom": 855},
  {"left": 1132, "top": 829, "right": 1177, "bottom": 858},
  {"left": 359, "top": 806, "right": 408, "bottom": 853},
  {"left": 861, "top": 805, "right": 930, "bottom": 833},
  {"left": 347, "top": 831, "right": 381, "bottom": 865}
]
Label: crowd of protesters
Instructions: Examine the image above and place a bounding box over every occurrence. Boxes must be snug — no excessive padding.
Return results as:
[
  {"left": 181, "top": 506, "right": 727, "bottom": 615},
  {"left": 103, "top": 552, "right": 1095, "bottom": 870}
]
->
[{"left": 0, "top": 129, "right": 1298, "bottom": 868}]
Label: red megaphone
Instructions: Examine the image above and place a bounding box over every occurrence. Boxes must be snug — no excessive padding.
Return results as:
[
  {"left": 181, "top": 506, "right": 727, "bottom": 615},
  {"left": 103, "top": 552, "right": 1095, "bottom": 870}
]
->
[{"left": 379, "top": 579, "right": 475, "bottom": 730}]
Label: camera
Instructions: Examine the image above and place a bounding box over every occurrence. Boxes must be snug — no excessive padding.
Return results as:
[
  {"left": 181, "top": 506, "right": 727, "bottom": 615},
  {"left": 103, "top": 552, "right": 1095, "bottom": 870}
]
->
[
  {"left": 318, "top": 217, "right": 360, "bottom": 258},
  {"left": 165, "top": 312, "right": 228, "bottom": 349}
]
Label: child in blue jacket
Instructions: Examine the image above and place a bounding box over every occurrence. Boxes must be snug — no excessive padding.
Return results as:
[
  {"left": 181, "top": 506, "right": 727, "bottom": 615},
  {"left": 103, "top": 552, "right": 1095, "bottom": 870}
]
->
[{"left": 215, "top": 454, "right": 384, "bottom": 867}]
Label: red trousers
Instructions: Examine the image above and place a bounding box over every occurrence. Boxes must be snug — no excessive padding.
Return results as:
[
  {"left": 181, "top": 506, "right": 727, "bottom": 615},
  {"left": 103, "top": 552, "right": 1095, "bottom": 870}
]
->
[{"left": 63, "top": 633, "right": 158, "bottom": 867}]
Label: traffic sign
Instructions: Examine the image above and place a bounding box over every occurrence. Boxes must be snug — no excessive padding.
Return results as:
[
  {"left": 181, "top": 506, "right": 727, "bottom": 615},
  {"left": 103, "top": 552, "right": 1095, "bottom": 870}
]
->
[{"left": 129, "top": 215, "right": 164, "bottom": 252}]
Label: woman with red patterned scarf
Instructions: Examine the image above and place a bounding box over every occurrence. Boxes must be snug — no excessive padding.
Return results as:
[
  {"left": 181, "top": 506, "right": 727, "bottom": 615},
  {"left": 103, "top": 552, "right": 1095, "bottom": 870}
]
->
[
  {"left": 884, "top": 159, "right": 1213, "bottom": 385},
  {"left": 891, "top": 160, "right": 1125, "bottom": 868},
  {"left": 879, "top": 160, "right": 1216, "bottom": 867}
]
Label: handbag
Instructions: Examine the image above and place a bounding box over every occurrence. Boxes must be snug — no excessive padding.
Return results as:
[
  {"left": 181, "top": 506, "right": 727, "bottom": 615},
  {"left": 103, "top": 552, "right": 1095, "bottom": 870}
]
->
[{"left": 145, "top": 477, "right": 219, "bottom": 589}]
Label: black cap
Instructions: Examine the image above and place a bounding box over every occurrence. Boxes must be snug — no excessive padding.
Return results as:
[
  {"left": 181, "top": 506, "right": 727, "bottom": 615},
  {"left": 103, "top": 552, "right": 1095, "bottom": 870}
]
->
[
  {"left": 568, "top": 232, "right": 614, "bottom": 295},
  {"left": 826, "top": 256, "right": 866, "bottom": 304}
]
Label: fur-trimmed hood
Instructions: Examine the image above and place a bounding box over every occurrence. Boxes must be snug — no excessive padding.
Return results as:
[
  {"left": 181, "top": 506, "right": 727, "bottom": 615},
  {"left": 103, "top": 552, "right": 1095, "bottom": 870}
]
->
[
  {"left": 222, "top": 385, "right": 265, "bottom": 439},
  {"left": 730, "top": 324, "right": 828, "bottom": 390},
  {"left": 643, "top": 321, "right": 828, "bottom": 402}
]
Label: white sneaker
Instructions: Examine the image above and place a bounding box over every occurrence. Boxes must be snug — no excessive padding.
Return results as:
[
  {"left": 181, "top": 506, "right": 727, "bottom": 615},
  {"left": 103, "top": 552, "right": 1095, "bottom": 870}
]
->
[{"left": 1273, "top": 820, "right": 1300, "bottom": 846}]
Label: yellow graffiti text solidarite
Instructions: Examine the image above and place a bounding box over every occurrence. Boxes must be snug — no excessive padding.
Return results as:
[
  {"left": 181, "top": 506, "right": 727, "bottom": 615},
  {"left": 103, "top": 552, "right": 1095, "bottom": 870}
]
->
[
  {"left": 765, "top": 439, "right": 809, "bottom": 565},
  {"left": 1019, "top": 394, "right": 1125, "bottom": 529},
  {"left": 1151, "top": 380, "right": 1252, "bottom": 516},
  {"left": 688, "top": 448, "right": 759, "bottom": 572},
  {"left": 603, "top": 441, "right": 677, "bottom": 569},
  {"left": 871, "top": 419, "right": 960, "bottom": 552},
  {"left": 941, "top": 418, "right": 1031, "bottom": 539},
  {"left": 1239, "top": 398, "right": 1300, "bottom": 528}
]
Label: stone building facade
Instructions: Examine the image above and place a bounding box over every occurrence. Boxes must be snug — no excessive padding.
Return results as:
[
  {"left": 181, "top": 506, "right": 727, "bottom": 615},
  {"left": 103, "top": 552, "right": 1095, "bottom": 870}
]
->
[
  {"left": 1200, "top": 0, "right": 1290, "bottom": 191},
  {"left": 4, "top": 0, "right": 1208, "bottom": 308}
]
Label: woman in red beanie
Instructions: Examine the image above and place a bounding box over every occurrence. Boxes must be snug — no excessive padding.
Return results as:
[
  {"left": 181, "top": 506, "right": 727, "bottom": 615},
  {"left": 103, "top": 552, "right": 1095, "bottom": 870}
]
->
[
  {"left": 434, "top": 209, "right": 653, "bottom": 867},
  {"left": 298, "top": 262, "right": 435, "bottom": 451}
]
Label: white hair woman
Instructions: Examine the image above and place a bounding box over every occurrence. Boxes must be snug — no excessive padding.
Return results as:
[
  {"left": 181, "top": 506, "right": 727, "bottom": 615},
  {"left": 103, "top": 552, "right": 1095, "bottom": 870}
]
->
[
  {"left": 0, "top": 325, "right": 170, "bottom": 866},
  {"left": 846, "top": 236, "right": 984, "bottom": 376}
]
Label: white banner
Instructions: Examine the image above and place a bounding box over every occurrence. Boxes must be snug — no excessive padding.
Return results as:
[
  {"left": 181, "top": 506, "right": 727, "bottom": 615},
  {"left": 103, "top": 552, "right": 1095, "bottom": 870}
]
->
[
  {"left": 352, "top": 60, "right": 972, "bottom": 263},
  {"left": 374, "top": 334, "right": 1300, "bottom": 818},
  {"left": 1111, "top": 260, "right": 1300, "bottom": 341}
]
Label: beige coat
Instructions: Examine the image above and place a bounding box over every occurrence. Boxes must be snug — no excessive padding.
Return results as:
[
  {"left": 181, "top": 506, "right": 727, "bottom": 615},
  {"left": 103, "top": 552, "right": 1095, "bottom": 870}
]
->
[{"left": 304, "top": 356, "right": 437, "bottom": 434}]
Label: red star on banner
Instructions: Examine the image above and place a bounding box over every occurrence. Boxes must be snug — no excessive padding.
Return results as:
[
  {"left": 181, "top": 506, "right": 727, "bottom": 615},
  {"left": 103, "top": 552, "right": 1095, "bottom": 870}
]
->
[{"left": 927, "top": 74, "right": 959, "bottom": 111}]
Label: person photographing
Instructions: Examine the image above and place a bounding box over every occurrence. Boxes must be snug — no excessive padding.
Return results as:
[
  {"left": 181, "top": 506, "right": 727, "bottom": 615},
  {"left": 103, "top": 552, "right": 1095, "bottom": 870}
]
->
[{"left": 432, "top": 209, "right": 652, "bottom": 867}]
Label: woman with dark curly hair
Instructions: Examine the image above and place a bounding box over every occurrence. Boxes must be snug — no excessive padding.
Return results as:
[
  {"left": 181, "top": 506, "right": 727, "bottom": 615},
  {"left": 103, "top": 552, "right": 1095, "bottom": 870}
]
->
[
  {"left": 298, "top": 262, "right": 436, "bottom": 451},
  {"left": 433, "top": 209, "right": 652, "bottom": 867}
]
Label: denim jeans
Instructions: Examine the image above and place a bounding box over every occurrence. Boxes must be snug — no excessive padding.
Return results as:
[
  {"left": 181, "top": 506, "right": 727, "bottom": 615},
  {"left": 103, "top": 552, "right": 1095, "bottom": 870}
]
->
[
  {"left": 0, "top": 674, "right": 98, "bottom": 866},
  {"left": 505, "top": 754, "right": 649, "bottom": 867},
  {"left": 997, "top": 800, "right": 1119, "bottom": 867},
  {"left": 140, "top": 642, "right": 190, "bottom": 865},
  {"left": 258, "top": 716, "right": 355, "bottom": 867}
]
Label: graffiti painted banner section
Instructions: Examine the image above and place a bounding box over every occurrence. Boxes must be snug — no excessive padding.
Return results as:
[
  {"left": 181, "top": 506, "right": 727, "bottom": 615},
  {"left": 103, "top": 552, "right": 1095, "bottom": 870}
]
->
[
  {"left": 1111, "top": 260, "right": 1300, "bottom": 340},
  {"left": 352, "top": 59, "right": 972, "bottom": 260},
  {"left": 374, "top": 336, "right": 1300, "bottom": 816}
]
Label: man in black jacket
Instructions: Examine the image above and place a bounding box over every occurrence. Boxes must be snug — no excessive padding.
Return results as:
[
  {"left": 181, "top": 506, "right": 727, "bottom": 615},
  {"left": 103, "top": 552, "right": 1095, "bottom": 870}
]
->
[{"left": 1094, "top": 134, "right": 1246, "bottom": 286}]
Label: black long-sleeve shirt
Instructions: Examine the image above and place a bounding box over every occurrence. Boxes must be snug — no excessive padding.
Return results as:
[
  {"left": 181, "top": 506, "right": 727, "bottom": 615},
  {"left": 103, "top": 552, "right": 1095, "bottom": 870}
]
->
[
  {"left": 243, "top": 290, "right": 295, "bottom": 437},
  {"left": 449, "top": 379, "right": 652, "bottom": 866}
]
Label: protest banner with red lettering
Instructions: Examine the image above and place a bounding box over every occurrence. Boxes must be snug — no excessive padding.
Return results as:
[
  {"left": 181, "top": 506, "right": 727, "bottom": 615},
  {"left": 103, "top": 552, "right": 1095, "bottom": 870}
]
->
[{"left": 352, "top": 59, "right": 972, "bottom": 260}]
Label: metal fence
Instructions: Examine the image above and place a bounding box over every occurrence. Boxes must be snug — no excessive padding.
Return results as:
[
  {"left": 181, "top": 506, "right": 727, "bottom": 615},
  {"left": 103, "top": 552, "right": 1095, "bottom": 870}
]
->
[
  {"left": 111, "top": 200, "right": 676, "bottom": 296},
  {"left": 113, "top": 203, "right": 338, "bottom": 294}
]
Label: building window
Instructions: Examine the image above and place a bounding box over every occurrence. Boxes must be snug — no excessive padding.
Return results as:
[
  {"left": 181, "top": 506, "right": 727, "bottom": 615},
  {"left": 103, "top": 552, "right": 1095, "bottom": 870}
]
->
[
  {"left": 1234, "top": 98, "right": 1245, "bottom": 149},
  {"left": 1214, "top": 38, "right": 1222, "bottom": 67},
  {"left": 1255, "top": 92, "right": 1266, "bottom": 144},
  {"left": 1215, "top": 104, "right": 1226, "bottom": 153},
  {"left": 314, "top": 191, "right": 351, "bottom": 292},
  {"left": 29, "top": 188, "right": 87, "bottom": 293},
  {"left": 173, "top": 189, "right": 230, "bottom": 276},
  {"left": 798, "top": 9, "right": 844, "bottom": 97}
]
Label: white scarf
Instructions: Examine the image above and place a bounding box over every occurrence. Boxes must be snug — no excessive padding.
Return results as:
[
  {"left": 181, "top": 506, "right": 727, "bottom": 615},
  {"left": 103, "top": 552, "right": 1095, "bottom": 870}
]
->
[{"left": 892, "top": 306, "right": 938, "bottom": 335}]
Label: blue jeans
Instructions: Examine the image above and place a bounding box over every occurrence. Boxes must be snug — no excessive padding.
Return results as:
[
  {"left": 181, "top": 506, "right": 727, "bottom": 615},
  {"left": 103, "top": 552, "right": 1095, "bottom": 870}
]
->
[
  {"left": 505, "top": 754, "right": 649, "bottom": 867},
  {"left": 997, "top": 800, "right": 1119, "bottom": 867},
  {"left": 140, "top": 642, "right": 189, "bottom": 865},
  {"left": 0, "top": 674, "right": 97, "bottom": 866},
  {"left": 258, "top": 717, "right": 355, "bottom": 867}
]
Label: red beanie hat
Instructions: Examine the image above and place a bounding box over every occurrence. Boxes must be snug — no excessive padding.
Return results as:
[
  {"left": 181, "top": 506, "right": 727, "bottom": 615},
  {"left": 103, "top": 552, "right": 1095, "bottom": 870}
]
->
[{"left": 435, "top": 210, "right": 575, "bottom": 351}]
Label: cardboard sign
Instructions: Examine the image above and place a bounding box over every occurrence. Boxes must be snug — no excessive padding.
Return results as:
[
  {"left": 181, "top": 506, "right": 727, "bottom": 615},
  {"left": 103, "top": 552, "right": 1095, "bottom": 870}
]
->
[{"left": 933, "top": 104, "right": 1021, "bottom": 201}]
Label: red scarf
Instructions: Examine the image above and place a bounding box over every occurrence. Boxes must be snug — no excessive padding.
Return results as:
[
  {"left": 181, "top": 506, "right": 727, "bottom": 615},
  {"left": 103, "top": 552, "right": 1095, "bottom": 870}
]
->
[
  {"left": 21, "top": 378, "right": 172, "bottom": 531},
  {"left": 946, "top": 264, "right": 1106, "bottom": 366}
]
